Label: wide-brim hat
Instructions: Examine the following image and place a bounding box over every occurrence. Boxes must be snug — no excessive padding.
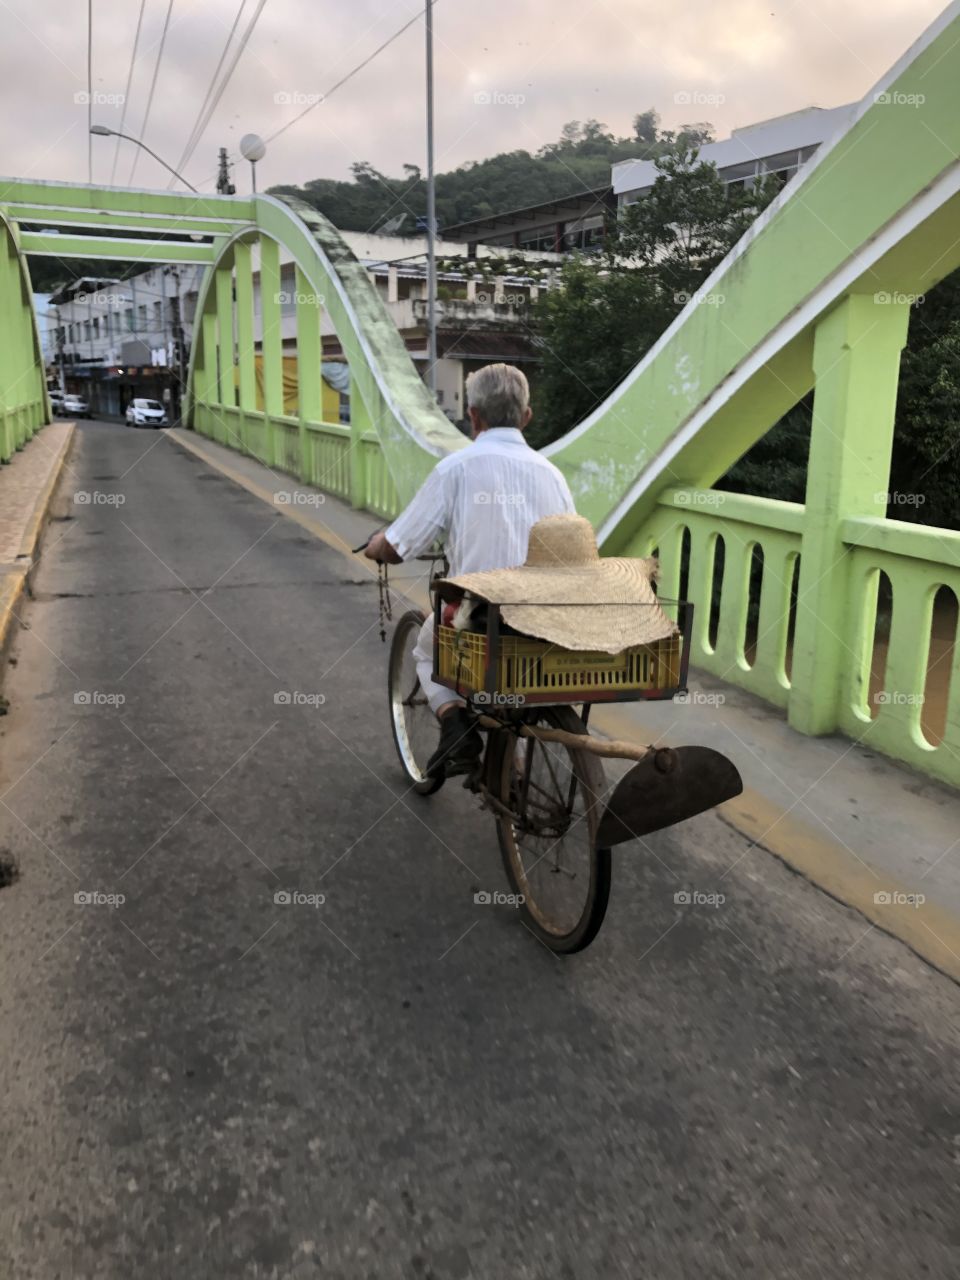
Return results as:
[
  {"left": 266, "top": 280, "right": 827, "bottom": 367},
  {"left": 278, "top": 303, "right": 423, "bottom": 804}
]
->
[{"left": 433, "top": 514, "right": 678, "bottom": 655}]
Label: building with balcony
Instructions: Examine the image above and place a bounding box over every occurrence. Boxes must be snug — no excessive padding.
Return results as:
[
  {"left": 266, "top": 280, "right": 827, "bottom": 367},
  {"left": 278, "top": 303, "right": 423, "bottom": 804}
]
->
[
  {"left": 43, "top": 232, "right": 561, "bottom": 426},
  {"left": 441, "top": 188, "right": 615, "bottom": 256},
  {"left": 47, "top": 267, "right": 204, "bottom": 418}
]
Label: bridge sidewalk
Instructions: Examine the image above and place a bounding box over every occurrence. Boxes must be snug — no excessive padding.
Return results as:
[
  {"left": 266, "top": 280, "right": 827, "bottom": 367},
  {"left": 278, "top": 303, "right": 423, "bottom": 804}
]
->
[
  {"left": 0, "top": 420, "right": 75, "bottom": 661},
  {"left": 167, "top": 426, "right": 960, "bottom": 983}
]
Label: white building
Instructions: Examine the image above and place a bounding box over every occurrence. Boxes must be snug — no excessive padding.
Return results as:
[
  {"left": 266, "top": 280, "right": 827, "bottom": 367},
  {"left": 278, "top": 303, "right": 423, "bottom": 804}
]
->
[
  {"left": 44, "top": 233, "right": 560, "bottom": 425},
  {"left": 47, "top": 266, "right": 204, "bottom": 416},
  {"left": 613, "top": 104, "right": 855, "bottom": 209}
]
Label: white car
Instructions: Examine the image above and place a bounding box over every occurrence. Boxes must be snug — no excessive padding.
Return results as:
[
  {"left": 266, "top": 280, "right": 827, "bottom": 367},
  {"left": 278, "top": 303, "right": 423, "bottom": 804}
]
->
[
  {"left": 61, "top": 394, "right": 89, "bottom": 419},
  {"left": 48, "top": 389, "right": 64, "bottom": 414},
  {"left": 126, "top": 398, "right": 168, "bottom": 428}
]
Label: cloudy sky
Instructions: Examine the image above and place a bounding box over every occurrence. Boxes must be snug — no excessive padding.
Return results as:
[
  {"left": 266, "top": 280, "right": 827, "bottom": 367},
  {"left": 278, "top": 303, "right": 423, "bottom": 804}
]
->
[{"left": 0, "top": 0, "right": 946, "bottom": 194}]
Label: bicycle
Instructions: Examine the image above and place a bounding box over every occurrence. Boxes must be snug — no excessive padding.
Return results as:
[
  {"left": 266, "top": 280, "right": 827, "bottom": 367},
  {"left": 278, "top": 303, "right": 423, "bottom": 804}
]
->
[{"left": 368, "top": 543, "right": 742, "bottom": 954}]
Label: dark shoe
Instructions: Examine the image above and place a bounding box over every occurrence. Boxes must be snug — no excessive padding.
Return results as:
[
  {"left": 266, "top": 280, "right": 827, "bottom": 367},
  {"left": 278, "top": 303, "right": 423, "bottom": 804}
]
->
[{"left": 427, "top": 707, "right": 483, "bottom": 778}]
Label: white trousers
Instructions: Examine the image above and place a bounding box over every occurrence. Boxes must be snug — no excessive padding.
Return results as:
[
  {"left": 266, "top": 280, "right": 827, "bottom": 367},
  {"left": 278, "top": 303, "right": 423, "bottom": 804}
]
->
[{"left": 412, "top": 613, "right": 461, "bottom": 716}]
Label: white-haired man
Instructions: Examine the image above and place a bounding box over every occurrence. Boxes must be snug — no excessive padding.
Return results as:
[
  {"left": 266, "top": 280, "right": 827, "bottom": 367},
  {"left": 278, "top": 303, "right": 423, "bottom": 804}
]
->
[{"left": 364, "top": 362, "right": 574, "bottom": 777}]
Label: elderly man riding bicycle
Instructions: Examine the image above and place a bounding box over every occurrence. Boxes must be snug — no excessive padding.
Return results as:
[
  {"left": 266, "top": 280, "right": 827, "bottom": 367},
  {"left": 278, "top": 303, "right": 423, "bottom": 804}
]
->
[{"left": 364, "top": 362, "right": 574, "bottom": 778}]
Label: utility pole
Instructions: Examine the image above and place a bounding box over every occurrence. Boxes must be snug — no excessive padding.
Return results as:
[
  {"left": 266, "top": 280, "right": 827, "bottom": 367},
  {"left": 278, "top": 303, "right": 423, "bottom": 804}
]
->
[
  {"left": 55, "top": 306, "right": 66, "bottom": 396},
  {"left": 216, "top": 147, "right": 236, "bottom": 195},
  {"left": 166, "top": 266, "right": 186, "bottom": 424},
  {"left": 425, "top": 0, "right": 437, "bottom": 396}
]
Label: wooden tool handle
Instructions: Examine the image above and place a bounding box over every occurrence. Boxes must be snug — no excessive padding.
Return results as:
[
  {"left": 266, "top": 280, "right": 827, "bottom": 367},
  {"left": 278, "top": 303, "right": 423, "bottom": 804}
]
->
[{"left": 476, "top": 714, "right": 656, "bottom": 764}]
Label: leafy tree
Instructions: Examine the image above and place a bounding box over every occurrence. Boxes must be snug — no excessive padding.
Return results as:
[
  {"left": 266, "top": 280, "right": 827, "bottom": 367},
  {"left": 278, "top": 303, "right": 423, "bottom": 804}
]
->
[
  {"left": 720, "top": 400, "right": 812, "bottom": 504},
  {"left": 527, "top": 257, "right": 663, "bottom": 449},
  {"left": 531, "top": 142, "right": 777, "bottom": 445},
  {"left": 890, "top": 271, "right": 960, "bottom": 527},
  {"left": 267, "top": 112, "right": 682, "bottom": 234},
  {"left": 632, "top": 110, "right": 659, "bottom": 147}
]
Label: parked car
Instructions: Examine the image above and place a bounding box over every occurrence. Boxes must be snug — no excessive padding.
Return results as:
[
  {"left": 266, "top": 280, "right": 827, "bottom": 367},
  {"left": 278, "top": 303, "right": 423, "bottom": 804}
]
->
[
  {"left": 60, "top": 394, "right": 89, "bottom": 419},
  {"left": 48, "top": 389, "right": 64, "bottom": 414},
  {"left": 125, "top": 398, "right": 168, "bottom": 428}
]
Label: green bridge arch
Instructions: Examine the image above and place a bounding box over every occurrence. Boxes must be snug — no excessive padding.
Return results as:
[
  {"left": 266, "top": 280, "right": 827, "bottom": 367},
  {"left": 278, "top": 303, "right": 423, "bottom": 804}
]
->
[
  {"left": 0, "top": 208, "right": 50, "bottom": 459},
  {"left": 0, "top": 2, "right": 959, "bottom": 785}
]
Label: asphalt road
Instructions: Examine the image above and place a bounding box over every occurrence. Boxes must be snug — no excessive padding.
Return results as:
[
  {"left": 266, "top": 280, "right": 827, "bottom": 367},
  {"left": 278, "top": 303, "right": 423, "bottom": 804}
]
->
[{"left": 0, "top": 420, "right": 958, "bottom": 1280}]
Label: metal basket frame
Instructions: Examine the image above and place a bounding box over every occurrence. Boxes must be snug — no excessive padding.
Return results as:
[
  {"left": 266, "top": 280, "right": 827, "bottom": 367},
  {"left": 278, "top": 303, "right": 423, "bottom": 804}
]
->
[{"left": 432, "top": 595, "right": 693, "bottom": 707}]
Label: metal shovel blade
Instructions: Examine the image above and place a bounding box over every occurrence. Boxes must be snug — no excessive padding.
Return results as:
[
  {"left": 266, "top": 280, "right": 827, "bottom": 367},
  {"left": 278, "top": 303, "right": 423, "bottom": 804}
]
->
[{"left": 597, "top": 746, "right": 743, "bottom": 848}]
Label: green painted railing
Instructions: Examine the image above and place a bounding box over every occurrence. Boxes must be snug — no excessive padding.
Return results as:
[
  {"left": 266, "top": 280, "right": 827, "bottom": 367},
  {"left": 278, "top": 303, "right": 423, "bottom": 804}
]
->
[
  {"left": 303, "top": 421, "right": 351, "bottom": 500},
  {"left": 839, "top": 518, "right": 960, "bottom": 785},
  {"left": 639, "top": 489, "right": 803, "bottom": 711},
  {"left": 638, "top": 488, "right": 960, "bottom": 788},
  {"left": 191, "top": 399, "right": 401, "bottom": 520}
]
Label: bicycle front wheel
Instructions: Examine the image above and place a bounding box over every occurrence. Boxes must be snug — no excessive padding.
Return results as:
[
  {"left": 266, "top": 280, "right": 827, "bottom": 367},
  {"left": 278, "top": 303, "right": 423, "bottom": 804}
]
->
[
  {"left": 492, "top": 706, "right": 611, "bottom": 953},
  {"left": 388, "top": 609, "right": 443, "bottom": 796}
]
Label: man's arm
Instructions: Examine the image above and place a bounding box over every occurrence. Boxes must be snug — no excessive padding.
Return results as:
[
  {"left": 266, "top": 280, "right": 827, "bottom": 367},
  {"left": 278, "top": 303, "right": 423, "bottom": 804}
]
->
[{"left": 368, "top": 464, "right": 451, "bottom": 564}]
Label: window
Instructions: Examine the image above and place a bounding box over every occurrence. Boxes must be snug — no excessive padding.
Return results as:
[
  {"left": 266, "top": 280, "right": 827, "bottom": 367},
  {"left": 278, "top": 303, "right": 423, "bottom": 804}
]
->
[
  {"left": 518, "top": 225, "right": 558, "bottom": 253},
  {"left": 125, "top": 308, "right": 134, "bottom": 332},
  {"left": 720, "top": 160, "right": 759, "bottom": 193},
  {"left": 562, "top": 214, "right": 606, "bottom": 252}
]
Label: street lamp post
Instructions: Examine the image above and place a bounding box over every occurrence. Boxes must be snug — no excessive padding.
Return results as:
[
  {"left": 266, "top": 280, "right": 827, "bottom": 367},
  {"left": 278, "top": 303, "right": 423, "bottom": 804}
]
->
[
  {"left": 89, "top": 125, "right": 198, "bottom": 192},
  {"left": 425, "top": 0, "right": 438, "bottom": 397},
  {"left": 239, "top": 134, "right": 266, "bottom": 193}
]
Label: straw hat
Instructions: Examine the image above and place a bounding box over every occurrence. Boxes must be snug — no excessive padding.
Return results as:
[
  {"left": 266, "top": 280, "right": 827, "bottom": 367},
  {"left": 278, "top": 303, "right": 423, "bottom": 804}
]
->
[{"left": 434, "top": 514, "right": 678, "bottom": 655}]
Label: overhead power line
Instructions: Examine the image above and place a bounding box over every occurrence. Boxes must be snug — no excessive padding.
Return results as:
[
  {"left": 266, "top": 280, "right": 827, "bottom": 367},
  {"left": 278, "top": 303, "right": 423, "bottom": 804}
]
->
[
  {"left": 170, "top": 0, "right": 250, "bottom": 185},
  {"left": 265, "top": 4, "right": 432, "bottom": 146},
  {"left": 111, "top": 0, "right": 148, "bottom": 185},
  {"left": 129, "top": 0, "right": 176, "bottom": 185},
  {"left": 174, "top": 0, "right": 269, "bottom": 177},
  {"left": 87, "top": 0, "right": 93, "bottom": 183}
]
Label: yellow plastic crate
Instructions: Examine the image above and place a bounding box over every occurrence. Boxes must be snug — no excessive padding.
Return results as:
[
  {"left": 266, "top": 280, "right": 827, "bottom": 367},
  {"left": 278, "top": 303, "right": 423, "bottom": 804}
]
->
[{"left": 435, "top": 623, "right": 683, "bottom": 702}]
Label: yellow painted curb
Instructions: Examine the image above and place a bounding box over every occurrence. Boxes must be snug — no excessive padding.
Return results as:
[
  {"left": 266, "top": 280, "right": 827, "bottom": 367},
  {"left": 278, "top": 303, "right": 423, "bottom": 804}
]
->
[
  {"left": 592, "top": 703, "right": 960, "bottom": 984},
  {"left": 18, "top": 422, "right": 76, "bottom": 562},
  {"left": 0, "top": 568, "right": 27, "bottom": 659},
  {"left": 169, "top": 428, "right": 960, "bottom": 983},
  {"left": 720, "top": 788, "right": 960, "bottom": 983}
]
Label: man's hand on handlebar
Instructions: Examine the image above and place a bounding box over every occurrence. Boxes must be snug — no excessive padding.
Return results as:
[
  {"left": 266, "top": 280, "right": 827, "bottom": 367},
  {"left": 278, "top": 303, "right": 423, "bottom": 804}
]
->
[{"left": 356, "top": 530, "right": 402, "bottom": 564}]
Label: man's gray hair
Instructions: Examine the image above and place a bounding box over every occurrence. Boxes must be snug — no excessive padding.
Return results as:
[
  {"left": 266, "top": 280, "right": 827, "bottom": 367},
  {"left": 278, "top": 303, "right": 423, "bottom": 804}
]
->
[{"left": 465, "top": 363, "right": 530, "bottom": 430}]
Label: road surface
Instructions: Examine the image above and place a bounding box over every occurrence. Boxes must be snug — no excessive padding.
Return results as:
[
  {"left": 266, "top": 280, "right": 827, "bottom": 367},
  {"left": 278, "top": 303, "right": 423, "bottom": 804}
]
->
[{"left": 0, "top": 420, "right": 958, "bottom": 1279}]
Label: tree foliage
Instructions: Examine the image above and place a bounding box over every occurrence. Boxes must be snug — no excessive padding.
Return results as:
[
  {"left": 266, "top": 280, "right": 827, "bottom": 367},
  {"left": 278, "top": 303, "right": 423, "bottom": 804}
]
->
[
  {"left": 267, "top": 111, "right": 700, "bottom": 233},
  {"left": 891, "top": 273, "right": 960, "bottom": 527},
  {"left": 531, "top": 143, "right": 777, "bottom": 445}
]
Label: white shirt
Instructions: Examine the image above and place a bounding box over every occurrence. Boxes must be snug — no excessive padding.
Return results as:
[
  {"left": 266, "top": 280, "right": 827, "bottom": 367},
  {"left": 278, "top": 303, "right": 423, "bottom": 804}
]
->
[{"left": 386, "top": 427, "right": 575, "bottom": 577}]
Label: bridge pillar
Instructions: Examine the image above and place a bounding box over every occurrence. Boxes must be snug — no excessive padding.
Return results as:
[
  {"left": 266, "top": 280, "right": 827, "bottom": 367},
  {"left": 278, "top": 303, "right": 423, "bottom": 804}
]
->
[
  {"left": 234, "top": 243, "right": 256, "bottom": 458},
  {"left": 788, "top": 293, "right": 911, "bottom": 736},
  {"left": 194, "top": 310, "right": 218, "bottom": 433},
  {"left": 295, "top": 265, "right": 322, "bottom": 483},
  {"left": 259, "top": 237, "right": 284, "bottom": 426},
  {"left": 349, "top": 376, "right": 370, "bottom": 510},
  {"left": 0, "top": 235, "right": 15, "bottom": 460},
  {"left": 214, "top": 262, "right": 236, "bottom": 441}
]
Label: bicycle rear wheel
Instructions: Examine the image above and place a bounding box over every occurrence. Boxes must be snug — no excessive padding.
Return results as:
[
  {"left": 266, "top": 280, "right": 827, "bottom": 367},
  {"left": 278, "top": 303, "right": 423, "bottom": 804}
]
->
[
  {"left": 491, "top": 706, "right": 611, "bottom": 953},
  {"left": 388, "top": 609, "right": 444, "bottom": 795}
]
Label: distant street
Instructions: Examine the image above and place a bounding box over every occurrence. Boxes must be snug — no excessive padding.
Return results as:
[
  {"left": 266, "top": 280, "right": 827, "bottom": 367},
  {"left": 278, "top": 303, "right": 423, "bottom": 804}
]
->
[{"left": 0, "top": 420, "right": 958, "bottom": 1279}]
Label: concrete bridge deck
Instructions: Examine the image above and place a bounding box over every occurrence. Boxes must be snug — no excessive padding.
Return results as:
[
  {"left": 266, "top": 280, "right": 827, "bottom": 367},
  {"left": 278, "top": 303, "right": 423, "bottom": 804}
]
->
[
  {"left": 171, "top": 423, "right": 960, "bottom": 976},
  {"left": 0, "top": 419, "right": 958, "bottom": 1278}
]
